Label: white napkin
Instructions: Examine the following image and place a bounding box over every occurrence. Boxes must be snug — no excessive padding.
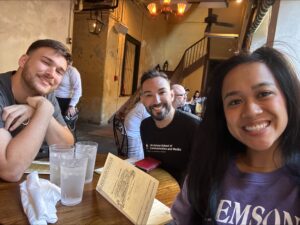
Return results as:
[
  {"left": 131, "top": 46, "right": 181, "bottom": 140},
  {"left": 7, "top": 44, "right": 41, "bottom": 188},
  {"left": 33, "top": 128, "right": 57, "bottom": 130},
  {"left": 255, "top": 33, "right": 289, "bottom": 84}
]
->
[{"left": 20, "top": 171, "right": 61, "bottom": 225}]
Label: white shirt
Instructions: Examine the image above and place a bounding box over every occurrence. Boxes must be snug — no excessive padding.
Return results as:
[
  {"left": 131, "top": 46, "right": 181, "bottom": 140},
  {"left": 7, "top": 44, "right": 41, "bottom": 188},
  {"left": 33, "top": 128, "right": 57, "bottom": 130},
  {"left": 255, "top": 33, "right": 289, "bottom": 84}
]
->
[
  {"left": 55, "top": 66, "right": 82, "bottom": 107},
  {"left": 124, "top": 102, "right": 150, "bottom": 137},
  {"left": 124, "top": 102, "right": 150, "bottom": 159}
]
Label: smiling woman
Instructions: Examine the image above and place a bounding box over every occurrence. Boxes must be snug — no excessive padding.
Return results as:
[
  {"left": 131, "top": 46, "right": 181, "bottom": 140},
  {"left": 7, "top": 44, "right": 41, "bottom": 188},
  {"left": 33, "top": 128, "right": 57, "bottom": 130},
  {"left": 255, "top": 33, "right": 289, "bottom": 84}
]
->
[
  {"left": 170, "top": 46, "right": 300, "bottom": 225},
  {"left": 222, "top": 62, "right": 288, "bottom": 166}
]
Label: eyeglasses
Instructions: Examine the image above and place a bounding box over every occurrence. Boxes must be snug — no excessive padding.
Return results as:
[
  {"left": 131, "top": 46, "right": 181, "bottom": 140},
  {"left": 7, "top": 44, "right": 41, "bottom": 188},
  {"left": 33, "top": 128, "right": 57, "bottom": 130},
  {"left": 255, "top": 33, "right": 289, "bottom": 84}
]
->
[{"left": 175, "top": 93, "right": 187, "bottom": 97}]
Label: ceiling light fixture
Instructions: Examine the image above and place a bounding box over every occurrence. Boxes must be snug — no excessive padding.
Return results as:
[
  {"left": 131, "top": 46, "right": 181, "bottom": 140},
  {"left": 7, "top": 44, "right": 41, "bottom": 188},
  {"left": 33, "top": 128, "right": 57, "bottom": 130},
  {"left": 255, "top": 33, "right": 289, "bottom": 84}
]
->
[{"left": 147, "top": 0, "right": 190, "bottom": 20}]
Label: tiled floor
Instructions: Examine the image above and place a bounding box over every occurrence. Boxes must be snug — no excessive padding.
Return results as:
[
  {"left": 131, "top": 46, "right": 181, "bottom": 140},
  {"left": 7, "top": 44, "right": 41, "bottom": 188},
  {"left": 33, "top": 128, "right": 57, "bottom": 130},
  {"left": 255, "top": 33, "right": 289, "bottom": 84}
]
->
[{"left": 76, "top": 121, "right": 117, "bottom": 155}]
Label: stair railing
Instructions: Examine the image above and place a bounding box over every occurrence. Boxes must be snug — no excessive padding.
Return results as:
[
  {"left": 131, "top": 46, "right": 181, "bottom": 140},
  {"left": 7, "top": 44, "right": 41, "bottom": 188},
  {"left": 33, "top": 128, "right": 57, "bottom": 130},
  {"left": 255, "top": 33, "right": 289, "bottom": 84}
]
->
[
  {"left": 184, "top": 36, "right": 208, "bottom": 70},
  {"left": 171, "top": 36, "right": 208, "bottom": 83}
]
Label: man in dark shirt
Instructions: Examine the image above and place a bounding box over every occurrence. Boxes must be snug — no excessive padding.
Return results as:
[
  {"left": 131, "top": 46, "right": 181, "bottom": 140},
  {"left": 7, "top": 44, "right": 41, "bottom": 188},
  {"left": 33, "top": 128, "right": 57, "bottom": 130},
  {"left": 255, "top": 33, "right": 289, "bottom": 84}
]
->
[
  {"left": 0, "top": 39, "right": 74, "bottom": 182},
  {"left": 140, "top": 70, "right": 200, "bottom": 185}
]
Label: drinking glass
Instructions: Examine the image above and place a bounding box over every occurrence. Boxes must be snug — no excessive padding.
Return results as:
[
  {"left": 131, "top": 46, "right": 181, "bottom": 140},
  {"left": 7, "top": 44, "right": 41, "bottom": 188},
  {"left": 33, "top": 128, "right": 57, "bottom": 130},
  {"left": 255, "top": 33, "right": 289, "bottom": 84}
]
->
[
  {"left": 60, "top": 152, "right": 88, "bottom": 206},
  {"left": 49, "top": 144, "right": 74, "bottom": 186},
  {"left": 75, "top": 141, "right": 98, "bottom": 183}
]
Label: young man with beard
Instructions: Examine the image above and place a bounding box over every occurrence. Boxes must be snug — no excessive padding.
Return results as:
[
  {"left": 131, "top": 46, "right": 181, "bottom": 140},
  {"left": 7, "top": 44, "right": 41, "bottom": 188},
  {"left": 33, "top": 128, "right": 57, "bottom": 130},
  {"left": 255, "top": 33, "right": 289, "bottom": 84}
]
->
[
  {"left": 140, "top": 70, "right": 201, "bottom": 186},
  {"left": 0, "top": 39, "right": 74, "bottom": 182}
]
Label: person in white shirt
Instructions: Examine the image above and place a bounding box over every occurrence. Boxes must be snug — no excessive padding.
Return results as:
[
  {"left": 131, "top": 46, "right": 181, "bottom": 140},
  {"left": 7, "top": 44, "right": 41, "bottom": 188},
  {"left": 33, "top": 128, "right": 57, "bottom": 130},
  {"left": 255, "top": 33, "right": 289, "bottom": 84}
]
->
[
  {"left": 124, "top": 101, "right": 150, "bottom": 160},
  {"left": 55, "top": 65, "right": 82, "bottom": 117}
]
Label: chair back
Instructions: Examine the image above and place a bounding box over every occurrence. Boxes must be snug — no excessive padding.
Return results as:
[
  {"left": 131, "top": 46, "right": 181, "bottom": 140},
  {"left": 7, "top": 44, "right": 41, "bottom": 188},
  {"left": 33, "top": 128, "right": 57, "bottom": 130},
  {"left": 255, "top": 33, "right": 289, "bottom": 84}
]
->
[
  {"left": 113, "top": 114, "right": 128, "bottom": 157},
  {"left": 64, "top": 111, "right": 79, "bottom": 140}
]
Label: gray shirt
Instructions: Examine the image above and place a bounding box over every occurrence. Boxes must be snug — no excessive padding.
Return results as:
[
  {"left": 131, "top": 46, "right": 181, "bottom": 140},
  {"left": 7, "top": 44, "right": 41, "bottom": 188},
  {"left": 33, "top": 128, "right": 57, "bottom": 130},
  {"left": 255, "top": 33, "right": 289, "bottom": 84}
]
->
[{"left": 0, "top": 71, "right": 66, "bottom": 136}]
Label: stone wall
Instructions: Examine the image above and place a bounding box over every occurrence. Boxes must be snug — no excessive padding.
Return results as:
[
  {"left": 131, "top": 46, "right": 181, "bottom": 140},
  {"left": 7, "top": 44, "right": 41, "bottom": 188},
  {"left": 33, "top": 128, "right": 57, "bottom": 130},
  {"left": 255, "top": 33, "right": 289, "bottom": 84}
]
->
[{"left": 0, "top": 0, "right": 73, "bottom": 72}]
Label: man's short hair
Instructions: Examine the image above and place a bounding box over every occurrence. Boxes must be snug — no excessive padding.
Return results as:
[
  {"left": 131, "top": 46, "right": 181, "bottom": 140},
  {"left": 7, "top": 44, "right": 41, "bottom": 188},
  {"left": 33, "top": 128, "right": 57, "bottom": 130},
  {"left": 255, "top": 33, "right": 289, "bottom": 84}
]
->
[
  {"left": 140, "top": 69, "right": 169, "bottom": 86},
  {"left": 26, "top": 39, "right": 72, "bottom": 65}
]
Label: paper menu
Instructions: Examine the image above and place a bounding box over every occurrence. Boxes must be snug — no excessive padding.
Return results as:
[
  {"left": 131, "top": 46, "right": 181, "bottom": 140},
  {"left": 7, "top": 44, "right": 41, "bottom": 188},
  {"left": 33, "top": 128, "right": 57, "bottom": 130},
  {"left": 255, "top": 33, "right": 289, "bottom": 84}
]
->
[
  {"left": 96, "top": 153, "right": 160, "bottom": 225},
  {"left": 147, "top": 199, "right": 172, "bottom": 225},
  {"left": 24, "top": 160, "right": 50, "bottom": 174}
]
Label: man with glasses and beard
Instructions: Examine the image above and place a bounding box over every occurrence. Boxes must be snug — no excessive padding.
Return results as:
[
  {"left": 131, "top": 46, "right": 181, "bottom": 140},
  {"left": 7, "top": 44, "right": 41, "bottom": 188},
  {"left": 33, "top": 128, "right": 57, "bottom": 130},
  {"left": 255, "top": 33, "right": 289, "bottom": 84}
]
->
[
  {"left": 172, "top": 84, "right": 192, "bottom": 114},
  {"left": 140, "top": 70, "right": 200, "bottom": 186},
  {"left": 0, "top": 39, "right": 74, "bottom": 182}
]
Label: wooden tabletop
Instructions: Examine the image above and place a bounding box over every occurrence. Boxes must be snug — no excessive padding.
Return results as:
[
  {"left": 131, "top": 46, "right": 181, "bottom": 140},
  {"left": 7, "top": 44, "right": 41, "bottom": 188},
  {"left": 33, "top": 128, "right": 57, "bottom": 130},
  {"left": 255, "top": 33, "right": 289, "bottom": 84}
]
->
[{"left": 0, "top": 153, "right": 180, "bottom": 225}]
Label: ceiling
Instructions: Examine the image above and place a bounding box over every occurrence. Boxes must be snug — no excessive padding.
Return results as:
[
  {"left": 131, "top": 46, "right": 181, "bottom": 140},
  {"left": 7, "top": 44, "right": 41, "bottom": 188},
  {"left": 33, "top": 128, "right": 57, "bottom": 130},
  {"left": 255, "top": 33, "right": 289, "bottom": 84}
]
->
[{"left": 75, "top": 0, "right": 248, "bottom": 36}]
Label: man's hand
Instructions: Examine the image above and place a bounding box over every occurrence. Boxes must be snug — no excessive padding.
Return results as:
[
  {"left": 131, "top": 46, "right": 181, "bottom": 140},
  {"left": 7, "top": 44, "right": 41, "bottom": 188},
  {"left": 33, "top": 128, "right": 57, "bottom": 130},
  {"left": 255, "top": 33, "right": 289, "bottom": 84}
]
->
[
  {"left": 2, "top": 96, "right": 54, "bottom": 132},
  {"left": 26, "top": 96, "right": 53, "bottom": 110},
  {"left": 67, "top": 106, "right": 78, "bottom": 117},
  {"left": 2, "top": 104, "right": 34, "bottom": 131}
]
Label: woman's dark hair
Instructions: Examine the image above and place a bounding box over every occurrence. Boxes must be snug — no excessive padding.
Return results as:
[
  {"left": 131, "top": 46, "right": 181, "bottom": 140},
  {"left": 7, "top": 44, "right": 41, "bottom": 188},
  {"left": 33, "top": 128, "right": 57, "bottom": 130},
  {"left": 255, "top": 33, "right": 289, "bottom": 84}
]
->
[
  {"left": 192, "top": 90, "right": 200, "bottom": 99},
  {"left": 26, "top": 39, "right": 72, "bottom": 65},
  {"left": 187, "top": 46, "right": 300, "bottom": 223}
]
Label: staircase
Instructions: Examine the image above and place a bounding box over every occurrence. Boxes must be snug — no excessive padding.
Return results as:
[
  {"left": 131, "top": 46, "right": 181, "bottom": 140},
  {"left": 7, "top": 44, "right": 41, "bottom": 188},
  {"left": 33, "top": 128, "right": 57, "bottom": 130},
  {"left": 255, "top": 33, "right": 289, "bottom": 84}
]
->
[{"left": 168, "top": 36, "right": 209, "bottom": 84}]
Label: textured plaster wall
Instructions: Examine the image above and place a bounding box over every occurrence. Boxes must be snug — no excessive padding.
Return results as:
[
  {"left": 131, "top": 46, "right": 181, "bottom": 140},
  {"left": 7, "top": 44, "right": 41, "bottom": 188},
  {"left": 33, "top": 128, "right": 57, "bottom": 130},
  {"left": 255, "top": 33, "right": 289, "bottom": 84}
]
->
[
  {"left": 102, "top": 1, "right": 168, "bottom": 123},
  {"left": 102, "top": 1, "right": 166, "bottom": 122},
  {"left": 72, "top": 12, "right": 109, "bottom": 123},
  {"left": 102, "top": 0, "right": 146, "bottom": 123},
  {"left": 140, "top": 16, "right": 168, "bottom": 75},
  {"left": 0, "top": 0, "right": 73, "bottom": 72},
  {"left": 210, "top": 1, "right": 246, "bottom": 59},
  {"left": 182, "top": 66, "right": 204, "bottom": 98},
  {"left": 164, "top": 6, "right": 207, "bottom": 71},
  {"left": 162, "top": 6, "right": 207, "bottom": 95}
]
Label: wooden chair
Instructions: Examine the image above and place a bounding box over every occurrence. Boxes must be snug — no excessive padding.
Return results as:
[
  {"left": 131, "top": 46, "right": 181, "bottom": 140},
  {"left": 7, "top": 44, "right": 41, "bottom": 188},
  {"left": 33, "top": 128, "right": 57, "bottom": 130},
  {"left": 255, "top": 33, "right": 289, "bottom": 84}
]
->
[{"left": 113, "top": 114, "right": 128, "bottom": 157}]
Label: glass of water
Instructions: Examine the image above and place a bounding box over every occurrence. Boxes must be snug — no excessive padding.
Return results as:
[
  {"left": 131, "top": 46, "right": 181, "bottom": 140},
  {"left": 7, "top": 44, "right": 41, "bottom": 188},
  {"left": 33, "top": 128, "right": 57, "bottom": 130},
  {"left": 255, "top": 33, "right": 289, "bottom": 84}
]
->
[
  {"left": 60, "top": 152, "right": 88, "bottom": 206},
  {"left": 49, "top": 144, "right": 74, "bottom": 186},
  {"left": 75, "top": 141, "right": 98, "bottom": 183}
]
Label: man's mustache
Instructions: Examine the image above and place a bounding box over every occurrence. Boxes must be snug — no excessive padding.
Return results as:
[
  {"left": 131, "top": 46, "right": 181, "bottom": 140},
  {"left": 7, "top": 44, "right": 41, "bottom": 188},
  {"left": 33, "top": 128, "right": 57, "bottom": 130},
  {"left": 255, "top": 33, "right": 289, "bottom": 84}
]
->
[{"left": 149, "top": 103, "right": 163, "bottom": 110}]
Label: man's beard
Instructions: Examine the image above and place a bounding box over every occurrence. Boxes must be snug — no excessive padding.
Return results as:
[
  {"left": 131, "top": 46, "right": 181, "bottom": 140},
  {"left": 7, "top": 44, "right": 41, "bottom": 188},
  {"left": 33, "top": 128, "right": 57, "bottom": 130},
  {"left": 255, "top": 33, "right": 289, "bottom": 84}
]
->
[
  {"left": 175, "top": 98, "right": 185, "bottom": 108},
  {"left": 21, "top": 65, "right": 54, "bottom": 95},
  {"left": 147, "top": 102, "right": 171, "bottom": 121}
]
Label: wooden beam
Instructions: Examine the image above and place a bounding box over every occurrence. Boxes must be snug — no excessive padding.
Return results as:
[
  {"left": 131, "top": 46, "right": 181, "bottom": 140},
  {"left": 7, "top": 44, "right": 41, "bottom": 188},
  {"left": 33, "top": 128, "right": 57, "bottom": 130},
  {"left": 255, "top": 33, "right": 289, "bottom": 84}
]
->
[
  {"left": 238, "top": 0, "right": 255, "bottom": 51},
  {"left": 266, "top": 0, "right": 280, "bottom": 47},
  {"left": 205, "top": 32, "right": 239, "bottom": 39}
]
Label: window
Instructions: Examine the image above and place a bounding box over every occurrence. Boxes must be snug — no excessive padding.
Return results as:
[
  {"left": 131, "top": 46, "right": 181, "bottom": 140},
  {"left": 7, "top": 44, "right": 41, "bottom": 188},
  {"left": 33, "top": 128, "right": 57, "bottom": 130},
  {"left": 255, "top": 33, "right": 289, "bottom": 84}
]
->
[{"left": 120, "top": 34, "right": 140, "bottom": 96}]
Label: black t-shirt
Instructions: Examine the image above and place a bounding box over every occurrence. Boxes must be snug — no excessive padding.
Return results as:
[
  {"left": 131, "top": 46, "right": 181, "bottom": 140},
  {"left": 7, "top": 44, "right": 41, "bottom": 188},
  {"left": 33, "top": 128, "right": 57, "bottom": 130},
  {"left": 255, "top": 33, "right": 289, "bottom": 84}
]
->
[{"left": 140, "top": 110, "right": 201, "bottom": 185}]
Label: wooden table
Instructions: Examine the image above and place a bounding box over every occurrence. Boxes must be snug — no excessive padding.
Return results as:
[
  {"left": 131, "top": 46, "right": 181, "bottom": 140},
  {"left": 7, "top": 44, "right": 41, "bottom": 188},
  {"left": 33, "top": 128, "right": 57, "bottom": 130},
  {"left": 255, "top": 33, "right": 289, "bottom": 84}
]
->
[{"left": 0, "top": 154, "right": 180, "bottom": 225}]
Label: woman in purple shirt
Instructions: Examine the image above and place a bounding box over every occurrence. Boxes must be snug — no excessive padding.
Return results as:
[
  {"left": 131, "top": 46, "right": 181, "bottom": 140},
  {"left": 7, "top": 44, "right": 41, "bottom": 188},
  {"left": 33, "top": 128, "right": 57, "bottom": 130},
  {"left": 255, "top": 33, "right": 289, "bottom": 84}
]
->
[{"left": 171, "top": 47, "right": 300, "bottom": 224}]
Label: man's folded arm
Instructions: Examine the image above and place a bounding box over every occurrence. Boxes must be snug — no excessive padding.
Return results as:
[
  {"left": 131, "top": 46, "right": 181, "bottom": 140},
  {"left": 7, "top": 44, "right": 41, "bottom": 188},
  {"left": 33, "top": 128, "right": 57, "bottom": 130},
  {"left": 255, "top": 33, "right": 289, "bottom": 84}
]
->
[
  {"left": 0, "top": 105, "right": 52, "bottom": 182},
  {"left": 0, "top": 98, "right": 73, "bottom": 182},
  {"left": 45, "top": 117, "right": 74, "bottom": 146}
]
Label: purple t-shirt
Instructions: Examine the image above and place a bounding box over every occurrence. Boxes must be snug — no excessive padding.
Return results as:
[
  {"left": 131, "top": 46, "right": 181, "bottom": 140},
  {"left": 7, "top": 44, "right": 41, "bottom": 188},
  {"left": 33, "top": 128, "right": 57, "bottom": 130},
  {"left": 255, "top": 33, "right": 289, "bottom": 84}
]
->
[{"left": 171, "top": 161, "right": 300, "bottom": 225}]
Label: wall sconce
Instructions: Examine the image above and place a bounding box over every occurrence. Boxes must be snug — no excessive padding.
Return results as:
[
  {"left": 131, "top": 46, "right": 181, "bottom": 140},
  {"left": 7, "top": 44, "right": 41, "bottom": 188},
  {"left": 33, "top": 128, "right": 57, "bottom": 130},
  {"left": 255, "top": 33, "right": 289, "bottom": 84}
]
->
[{"left": 88, "top": 11, "right": 105, "bottom": 35}]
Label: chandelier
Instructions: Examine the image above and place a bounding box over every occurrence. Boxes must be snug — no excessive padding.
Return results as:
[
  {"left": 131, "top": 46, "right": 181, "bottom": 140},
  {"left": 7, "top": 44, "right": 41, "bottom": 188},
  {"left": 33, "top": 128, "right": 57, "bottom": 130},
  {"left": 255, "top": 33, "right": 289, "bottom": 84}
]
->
[{"left": 147, "top": 0, "right": 189, "bottom": 19}]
